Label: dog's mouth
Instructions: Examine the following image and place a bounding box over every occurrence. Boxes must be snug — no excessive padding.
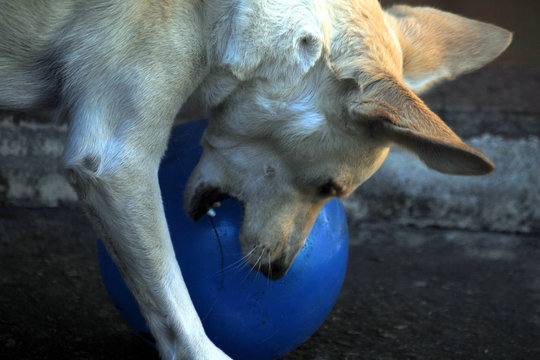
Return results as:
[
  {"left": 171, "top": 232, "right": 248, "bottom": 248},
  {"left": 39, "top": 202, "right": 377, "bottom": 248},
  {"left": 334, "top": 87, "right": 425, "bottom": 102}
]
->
[
  {"left": 186, "top": 184, "right": 292, "bottom": 281},
  {"left": 186, "top": 184, "right": 232, "bottom": 221}
]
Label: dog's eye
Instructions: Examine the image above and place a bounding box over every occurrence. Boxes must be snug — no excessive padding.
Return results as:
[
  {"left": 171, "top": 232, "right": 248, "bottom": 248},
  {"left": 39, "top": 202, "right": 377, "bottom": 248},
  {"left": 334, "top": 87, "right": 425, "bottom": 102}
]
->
[{"left": 318, "top": 180, "right": 343, "bottom": 197}]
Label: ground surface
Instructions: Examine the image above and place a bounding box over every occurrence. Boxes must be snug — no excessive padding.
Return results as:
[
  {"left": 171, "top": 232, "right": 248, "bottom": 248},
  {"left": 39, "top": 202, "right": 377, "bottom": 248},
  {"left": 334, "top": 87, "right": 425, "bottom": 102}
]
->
[{"left": 1, "top": 207, "right": 538, "bottom": 360}]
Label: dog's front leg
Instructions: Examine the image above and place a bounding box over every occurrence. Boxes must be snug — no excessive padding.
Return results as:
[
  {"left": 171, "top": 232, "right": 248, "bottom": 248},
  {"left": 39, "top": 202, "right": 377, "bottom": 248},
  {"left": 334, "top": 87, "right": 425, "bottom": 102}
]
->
[{"left": 65, "top": 110, "right": 231, "bottom": 360}]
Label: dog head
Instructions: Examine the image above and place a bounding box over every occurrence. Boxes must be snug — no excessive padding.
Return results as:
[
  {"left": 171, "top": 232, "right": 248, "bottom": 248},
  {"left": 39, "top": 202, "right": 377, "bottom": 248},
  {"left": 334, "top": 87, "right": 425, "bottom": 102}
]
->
[{"left": 185, "top": 0, "right": 511, "bottom": 279}]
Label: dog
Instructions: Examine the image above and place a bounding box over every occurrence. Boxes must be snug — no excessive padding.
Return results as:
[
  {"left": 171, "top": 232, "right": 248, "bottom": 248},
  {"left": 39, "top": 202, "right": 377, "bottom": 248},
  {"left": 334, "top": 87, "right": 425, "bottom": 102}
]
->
[{"left": 0, "top": 0, "right": 511, "bottom": 358}]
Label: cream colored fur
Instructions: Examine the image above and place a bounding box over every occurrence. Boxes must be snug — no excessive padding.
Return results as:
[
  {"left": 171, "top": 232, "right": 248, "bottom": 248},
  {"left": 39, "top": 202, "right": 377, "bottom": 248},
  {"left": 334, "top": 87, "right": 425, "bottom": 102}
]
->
[{"left": 0, "top": 0, "right": 511, "bottom": 359}]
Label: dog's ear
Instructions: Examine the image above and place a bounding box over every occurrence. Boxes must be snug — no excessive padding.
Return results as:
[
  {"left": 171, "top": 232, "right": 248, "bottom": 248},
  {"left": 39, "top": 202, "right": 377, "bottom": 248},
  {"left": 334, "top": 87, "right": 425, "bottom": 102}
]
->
[
  {"left": 222, "top": 28, "right": 324, "bottom": 82},
  {"left": 217, "top": 1, "right": 326, "bottom": 83},
  {"left": 220, "top": 24, "right": 264, "bottom": 81},
  {"left": 384, "top": 5, "right": 512, "bottom": 94},
  {"left": 349, "top": 80, "right": 494, "bottom": 175}
]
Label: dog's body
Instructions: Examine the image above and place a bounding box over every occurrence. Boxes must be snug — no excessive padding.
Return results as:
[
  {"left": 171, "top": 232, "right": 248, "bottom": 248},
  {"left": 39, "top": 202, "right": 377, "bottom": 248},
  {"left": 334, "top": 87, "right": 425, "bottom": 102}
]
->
[{"left": 0, "top": 1, "right": 511, "bottom": 359}]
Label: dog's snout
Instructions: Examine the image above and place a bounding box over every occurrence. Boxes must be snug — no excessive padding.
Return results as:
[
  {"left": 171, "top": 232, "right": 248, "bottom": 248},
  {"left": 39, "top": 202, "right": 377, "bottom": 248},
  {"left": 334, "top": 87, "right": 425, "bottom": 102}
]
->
[{"left": 259, "top": 258, "right": 291, "bottom": 280}]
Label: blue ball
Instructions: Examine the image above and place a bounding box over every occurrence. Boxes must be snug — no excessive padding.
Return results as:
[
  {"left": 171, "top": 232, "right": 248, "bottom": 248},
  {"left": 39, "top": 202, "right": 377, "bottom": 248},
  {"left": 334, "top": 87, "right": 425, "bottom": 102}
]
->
[{"left": 98, "top": 120, "right": 349, "bottom": 360}]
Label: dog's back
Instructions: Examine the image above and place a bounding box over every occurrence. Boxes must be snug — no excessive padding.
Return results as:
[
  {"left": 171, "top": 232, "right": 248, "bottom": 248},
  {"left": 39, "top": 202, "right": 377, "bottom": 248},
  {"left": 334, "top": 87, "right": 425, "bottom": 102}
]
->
[{"left": 0, "top": 1, "right": 74, "bottom": 108}]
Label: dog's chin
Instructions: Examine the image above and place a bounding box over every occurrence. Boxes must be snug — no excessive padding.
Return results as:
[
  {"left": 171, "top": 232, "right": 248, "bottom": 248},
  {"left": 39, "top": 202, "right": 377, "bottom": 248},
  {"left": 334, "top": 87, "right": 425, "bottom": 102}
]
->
[{"left": 186, "top": 184, "right": 232, "bottom": 221}]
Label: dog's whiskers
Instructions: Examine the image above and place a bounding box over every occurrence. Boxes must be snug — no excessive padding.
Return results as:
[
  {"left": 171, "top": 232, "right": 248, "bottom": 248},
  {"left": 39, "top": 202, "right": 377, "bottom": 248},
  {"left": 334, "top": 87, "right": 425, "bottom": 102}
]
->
[
  {"left": 217, "top": 248, "right": 256, "bottom": 275},
  {"left": 266, "top": 252, "right": 272, "bottom": 286},
  {"left": 243, "top": 247, "right": 264, "bottom": 282}
]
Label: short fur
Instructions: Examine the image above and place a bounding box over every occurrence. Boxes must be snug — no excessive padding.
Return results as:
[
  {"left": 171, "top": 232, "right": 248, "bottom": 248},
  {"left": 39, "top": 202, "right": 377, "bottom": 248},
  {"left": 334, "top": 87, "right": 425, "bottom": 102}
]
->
[{"left": 0, "top": 0, "right": 511, "bottom": 358}]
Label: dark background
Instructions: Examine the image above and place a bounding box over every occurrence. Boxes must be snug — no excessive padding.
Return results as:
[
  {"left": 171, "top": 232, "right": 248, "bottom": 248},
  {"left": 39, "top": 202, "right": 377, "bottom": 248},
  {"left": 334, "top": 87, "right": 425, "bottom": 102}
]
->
[{"left": 381, "top": 0, "right": 540, "bottom": 67}]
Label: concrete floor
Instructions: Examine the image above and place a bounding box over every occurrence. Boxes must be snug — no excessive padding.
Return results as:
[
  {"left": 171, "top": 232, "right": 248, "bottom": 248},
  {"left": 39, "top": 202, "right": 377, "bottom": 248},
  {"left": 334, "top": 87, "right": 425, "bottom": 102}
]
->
[{"left": 1, "top": 207, "right": 539, "bottom": 360}]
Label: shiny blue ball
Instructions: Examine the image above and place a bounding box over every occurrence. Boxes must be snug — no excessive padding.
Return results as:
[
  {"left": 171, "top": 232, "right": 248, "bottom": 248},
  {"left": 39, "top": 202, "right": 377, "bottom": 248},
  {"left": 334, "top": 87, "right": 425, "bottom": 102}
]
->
[{"left": 98, "top": 120, "right": 349, "bottom": 360}]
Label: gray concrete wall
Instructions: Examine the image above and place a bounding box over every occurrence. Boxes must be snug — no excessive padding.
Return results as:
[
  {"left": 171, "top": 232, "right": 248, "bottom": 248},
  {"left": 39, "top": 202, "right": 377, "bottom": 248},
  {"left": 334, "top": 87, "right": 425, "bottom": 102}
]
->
[
  {"left": 0, "top": 111, "right": 76, "bottom": 207},
  {"left": 1, "top": 67, "right": 539, "bottom": 235}
]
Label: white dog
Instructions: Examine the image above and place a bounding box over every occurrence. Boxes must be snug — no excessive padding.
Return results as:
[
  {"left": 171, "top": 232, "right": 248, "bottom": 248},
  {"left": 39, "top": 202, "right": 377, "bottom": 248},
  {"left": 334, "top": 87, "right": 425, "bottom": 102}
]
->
[{"left": 0, "top": 0, "right": 511, "bottom": 358}]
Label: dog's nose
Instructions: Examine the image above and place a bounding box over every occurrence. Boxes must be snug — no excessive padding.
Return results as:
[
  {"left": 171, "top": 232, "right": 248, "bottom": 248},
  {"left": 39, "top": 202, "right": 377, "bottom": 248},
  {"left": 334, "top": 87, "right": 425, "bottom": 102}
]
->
[{"left": 259, "top": 260, "right": 290, "bottom": 280}]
